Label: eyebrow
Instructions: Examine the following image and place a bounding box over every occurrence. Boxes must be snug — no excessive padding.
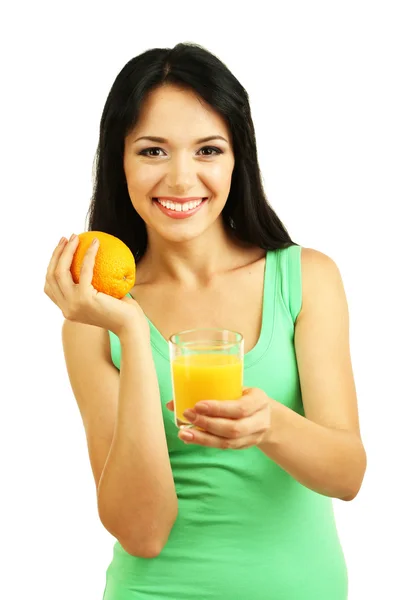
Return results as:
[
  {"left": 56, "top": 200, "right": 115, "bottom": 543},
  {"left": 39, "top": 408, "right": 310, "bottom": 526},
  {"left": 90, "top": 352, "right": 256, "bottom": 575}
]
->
[{"left": 133, "top": 135, "right": 229, "bottom": 144}]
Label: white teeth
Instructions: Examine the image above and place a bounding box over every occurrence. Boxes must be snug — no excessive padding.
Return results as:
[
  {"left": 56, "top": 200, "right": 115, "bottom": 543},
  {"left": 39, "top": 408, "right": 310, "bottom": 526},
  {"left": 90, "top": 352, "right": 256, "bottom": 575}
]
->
[{"left": 157, "top": 199, "right": 203, "bottom": 212}]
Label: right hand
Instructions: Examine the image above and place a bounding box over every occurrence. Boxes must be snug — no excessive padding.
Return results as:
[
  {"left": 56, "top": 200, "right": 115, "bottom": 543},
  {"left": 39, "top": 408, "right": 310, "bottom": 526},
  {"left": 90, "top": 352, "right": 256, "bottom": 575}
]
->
[{"left": 44, "top": 234, "right": 149, "bottom": 338}]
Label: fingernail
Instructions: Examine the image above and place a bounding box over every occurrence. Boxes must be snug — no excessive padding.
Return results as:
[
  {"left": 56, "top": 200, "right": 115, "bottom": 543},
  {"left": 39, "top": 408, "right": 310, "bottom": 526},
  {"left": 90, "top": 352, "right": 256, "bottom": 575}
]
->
[
  {"left": 91, "top": 238, "right": 99, "bottom": 246},
  {"left": 69, "top": 234, "right": 76, "bottom": 242},
  {"left": 180, "top": 431, "right": 193, "bottom": 441},
  {"left": 58, "top": 237, "right": 66, "bottom": 246},
  {"left": 183, "top": 410, "right": 196, "bottom": 420}
]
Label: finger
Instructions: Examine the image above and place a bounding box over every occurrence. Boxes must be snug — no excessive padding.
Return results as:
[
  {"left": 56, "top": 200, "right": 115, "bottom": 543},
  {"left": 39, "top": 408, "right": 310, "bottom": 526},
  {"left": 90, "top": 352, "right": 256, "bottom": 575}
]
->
[
  {"left": 178, "top": 425, "right": 264, "bottom": 450},
  {"left": 183, "top": 409, "right": 266, "bottom": 440},
  {"left": 54, "top": 234, "right": 80, "bottom": 297},
  {"left": 79, "top": 238, "right": 99, "bottom": 288},
  {"left": 194, "top": 388, "right": 257, "bottom": 419},
  {"left": 46, "top": 236, "right": 68, "bottom": 280},
  {"left": 166, "top": 400, "right": 174, "bottom": 411},
  {"left": 45, "top": 236, "right": 69, "bottom": 302}
]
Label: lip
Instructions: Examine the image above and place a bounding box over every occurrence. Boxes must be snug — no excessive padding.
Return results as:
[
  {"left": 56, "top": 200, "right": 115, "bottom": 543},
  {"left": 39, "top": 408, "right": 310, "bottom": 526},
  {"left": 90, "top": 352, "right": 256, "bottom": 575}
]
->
[
  {"left": 155, "top": 196, "right": 206, "bottom": 204},
  {"left": 153, "top": 198, "right": 207, "bottom": 220}
]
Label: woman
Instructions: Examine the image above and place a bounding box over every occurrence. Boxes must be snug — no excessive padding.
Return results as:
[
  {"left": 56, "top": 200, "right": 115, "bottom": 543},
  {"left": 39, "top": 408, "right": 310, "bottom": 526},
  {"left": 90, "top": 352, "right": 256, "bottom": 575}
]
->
[{"left": 44, "top": 42, "right": 367, "bottom": 599}]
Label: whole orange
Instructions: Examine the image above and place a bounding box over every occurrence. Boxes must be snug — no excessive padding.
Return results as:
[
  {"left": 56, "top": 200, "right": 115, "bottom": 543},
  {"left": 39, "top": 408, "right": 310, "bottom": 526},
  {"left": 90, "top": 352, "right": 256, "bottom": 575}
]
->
[{"left": 70, "top": 231, "right": 136, "bottom": 299}]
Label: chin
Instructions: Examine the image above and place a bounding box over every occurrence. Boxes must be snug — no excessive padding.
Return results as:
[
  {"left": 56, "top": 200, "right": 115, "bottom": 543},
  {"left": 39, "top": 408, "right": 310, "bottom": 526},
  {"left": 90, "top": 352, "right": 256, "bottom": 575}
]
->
[{"left": 158, "top": 223, "right": 207, "bottom": 244}]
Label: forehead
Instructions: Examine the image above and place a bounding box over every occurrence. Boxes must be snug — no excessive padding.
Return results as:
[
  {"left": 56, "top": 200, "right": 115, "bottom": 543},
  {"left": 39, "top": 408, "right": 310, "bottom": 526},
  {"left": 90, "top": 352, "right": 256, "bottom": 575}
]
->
[{"left": 130, "top": 85, "right": 231, "bottom": 143}]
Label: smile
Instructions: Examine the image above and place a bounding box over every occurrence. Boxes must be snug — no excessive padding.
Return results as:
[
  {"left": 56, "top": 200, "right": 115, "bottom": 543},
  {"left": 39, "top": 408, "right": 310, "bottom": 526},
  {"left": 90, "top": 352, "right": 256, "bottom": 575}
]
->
[{"left": 153, "top": 198, "right": 208, "bottom": 219}]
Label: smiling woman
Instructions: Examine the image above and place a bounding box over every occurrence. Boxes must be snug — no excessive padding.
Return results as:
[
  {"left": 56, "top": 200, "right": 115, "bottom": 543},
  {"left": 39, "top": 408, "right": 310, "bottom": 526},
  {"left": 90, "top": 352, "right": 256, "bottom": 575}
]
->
[
  {"left": 121, "top": 84, "right": 236, "bottom": 244},
  {"left": 45, "top": 41, "right": 366, "bottom": 600}
]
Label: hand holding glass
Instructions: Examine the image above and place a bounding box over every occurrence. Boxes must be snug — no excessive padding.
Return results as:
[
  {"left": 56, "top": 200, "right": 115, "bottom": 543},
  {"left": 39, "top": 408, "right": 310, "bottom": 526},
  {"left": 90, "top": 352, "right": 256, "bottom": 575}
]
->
[{"left": 169, "top": 328, "right": 244, "bottom": 429}]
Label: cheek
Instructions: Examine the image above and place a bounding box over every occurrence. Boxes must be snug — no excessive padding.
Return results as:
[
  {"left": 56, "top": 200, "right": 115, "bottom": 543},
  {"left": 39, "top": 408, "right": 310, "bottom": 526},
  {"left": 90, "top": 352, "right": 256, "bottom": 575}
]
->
[
  {"left": 205, "top": 161, "right": 233, "bottom": 186},
  {"left": 127, "top": 166, "right": 159, "bottom": 193},
  {"left": 205, "top": 161, "right": 234, "bottom": 191}
]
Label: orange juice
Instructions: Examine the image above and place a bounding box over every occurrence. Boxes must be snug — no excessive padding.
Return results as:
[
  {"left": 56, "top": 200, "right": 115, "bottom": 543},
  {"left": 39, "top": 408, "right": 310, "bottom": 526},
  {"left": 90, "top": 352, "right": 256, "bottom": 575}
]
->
[{"left": 171, "top": 353, "right": 243, "bottom": 425}]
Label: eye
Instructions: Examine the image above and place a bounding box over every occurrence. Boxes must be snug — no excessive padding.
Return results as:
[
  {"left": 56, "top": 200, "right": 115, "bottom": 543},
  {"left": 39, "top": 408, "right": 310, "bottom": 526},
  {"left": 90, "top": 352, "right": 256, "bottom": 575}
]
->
[
  {"left": 138, "top": 146, "right": 223, "bottom": 158},
  {"left": 138, "top": 147, "right": 166, "bottom": 157},
  {"left": 198, "top": 146, "right": 223, "bottom": 157}
]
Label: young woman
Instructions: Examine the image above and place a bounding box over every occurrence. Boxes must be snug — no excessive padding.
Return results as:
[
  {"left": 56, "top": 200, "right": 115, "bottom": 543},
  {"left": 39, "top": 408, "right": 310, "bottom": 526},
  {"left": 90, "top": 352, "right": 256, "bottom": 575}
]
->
[{"left": 44, "top": 42, "right": 366, "bottom": 599}]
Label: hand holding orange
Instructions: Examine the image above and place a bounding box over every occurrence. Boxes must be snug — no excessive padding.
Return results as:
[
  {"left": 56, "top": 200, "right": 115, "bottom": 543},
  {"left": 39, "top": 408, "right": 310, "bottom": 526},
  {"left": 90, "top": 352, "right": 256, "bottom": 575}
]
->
[
  {"left": 70, "top": 231, "right": 136, "bottom": 299},
  {"left": 44, "top": 230, "right": 148, "bottom": 337}
]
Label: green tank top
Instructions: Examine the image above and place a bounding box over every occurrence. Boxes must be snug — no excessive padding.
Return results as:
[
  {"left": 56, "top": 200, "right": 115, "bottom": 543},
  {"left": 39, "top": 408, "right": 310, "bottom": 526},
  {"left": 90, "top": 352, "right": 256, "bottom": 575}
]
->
[{"left": 103, "top": 245, "right": 348, "bottom": 600}]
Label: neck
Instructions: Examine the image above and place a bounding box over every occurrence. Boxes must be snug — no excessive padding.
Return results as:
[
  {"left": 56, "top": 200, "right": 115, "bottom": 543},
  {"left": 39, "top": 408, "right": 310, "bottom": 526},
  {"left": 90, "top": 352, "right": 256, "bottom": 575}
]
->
[{"left": 139, "top": 220, "right": 247, "bottom": 288}]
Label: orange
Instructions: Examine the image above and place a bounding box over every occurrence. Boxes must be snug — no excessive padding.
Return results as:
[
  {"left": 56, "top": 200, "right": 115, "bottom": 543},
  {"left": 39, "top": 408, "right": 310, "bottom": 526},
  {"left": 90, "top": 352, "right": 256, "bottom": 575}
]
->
[{"left": 70, "top": 231, "right": 136, "bottom": 299}]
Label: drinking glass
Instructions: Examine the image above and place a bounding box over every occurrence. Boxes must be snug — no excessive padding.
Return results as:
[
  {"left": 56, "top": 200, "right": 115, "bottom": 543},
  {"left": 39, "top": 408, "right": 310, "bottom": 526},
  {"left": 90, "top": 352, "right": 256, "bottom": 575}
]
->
[{"left": 169, "top": 328, "right": 244, "bottom": 429}]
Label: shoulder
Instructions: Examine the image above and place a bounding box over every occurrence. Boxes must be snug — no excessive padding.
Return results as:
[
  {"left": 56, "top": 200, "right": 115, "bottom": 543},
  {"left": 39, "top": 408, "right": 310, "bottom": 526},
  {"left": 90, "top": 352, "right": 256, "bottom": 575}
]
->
[
  {"left": 300, "top": 246, "right": 340, "bottom": 272},
  {"left": 297, "top": 247, "right": 346, "bottom": 321},
  {"left": 292, "top": 247, "right": 363, "bottom": 454}
]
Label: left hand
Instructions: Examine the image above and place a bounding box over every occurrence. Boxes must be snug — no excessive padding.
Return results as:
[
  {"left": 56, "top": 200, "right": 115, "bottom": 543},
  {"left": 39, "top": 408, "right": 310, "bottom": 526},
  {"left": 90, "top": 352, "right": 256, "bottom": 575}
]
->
[{"left": 166, "top": 387, "right": 271, "bottom": 450}]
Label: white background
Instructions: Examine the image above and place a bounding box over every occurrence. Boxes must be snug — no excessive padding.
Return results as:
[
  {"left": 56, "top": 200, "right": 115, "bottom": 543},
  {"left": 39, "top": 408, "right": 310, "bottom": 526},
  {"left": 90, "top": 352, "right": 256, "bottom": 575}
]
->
[{"left": 1, "top": 1, "right": 399, "bottom": 599}]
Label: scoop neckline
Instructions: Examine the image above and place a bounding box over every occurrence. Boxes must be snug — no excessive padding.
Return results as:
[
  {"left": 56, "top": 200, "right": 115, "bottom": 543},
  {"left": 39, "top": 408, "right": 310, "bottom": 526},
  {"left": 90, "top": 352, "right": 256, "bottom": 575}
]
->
[{"left": 127, "top": 250, "right": 277, "bottom": 370}]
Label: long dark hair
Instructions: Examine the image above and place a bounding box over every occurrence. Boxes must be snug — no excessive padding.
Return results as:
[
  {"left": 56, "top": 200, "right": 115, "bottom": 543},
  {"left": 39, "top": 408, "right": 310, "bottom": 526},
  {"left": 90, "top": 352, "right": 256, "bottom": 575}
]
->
[{"left": 87, "top": 42, "right": 298, "bottom": 261}]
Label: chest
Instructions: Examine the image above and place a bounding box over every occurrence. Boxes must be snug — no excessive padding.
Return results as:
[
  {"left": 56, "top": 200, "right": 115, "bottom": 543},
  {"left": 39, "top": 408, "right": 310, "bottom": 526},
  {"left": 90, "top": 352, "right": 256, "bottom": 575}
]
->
[{"left": 131, "top": 259, "right": 267, "bottom": 354}]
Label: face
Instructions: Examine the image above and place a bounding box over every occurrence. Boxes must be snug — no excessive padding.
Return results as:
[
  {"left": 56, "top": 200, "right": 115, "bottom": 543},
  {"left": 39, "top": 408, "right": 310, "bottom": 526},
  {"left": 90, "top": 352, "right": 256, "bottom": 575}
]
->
[{"left": 123, "top": 85, "right": 235, "bottom": 244}]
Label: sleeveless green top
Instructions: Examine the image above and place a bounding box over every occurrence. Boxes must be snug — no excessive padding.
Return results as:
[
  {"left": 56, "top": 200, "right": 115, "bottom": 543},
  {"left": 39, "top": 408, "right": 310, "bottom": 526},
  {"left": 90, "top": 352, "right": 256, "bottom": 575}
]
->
[{"left": 103, "top": 245, "right": 348, "bottom": 600}]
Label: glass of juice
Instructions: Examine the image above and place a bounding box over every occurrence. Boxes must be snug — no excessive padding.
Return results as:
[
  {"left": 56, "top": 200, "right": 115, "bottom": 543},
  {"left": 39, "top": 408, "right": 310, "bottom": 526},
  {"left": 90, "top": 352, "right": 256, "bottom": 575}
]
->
[{"left": 168, "top": 328, "right": 244, "bottom": 429}]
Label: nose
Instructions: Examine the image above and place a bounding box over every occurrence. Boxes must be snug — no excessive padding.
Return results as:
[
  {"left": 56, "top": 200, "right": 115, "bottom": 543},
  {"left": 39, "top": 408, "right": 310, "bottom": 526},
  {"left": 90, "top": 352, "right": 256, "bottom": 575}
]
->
[{"left": 165, "top": 153, "right": 197, "bottom": 194}]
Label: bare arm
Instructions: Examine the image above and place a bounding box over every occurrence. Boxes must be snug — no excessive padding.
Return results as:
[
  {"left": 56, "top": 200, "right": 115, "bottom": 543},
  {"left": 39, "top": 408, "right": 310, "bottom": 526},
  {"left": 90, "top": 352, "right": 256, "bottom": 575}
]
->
[
  {"left": 258, "top": 248, "right": 367, "bottom": 500},
  {"left": 62, "top": 320, "right": 178, "bottom": 559}
]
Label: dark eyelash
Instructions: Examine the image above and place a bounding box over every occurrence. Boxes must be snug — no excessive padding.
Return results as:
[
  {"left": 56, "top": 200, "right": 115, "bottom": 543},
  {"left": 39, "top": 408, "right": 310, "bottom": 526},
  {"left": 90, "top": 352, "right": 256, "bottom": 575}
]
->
[{"left": 138, "top": 146, "right": 223, "bottom": 157}]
